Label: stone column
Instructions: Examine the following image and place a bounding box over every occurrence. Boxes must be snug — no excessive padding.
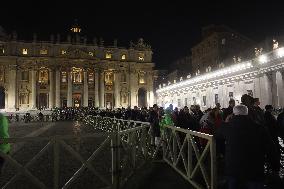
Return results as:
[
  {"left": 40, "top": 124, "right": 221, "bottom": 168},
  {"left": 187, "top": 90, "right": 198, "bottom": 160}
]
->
[
  {"left": 146, "top": 73, "right": 154, "bottom": 107},
  {"left": 31, "top": 69, "right": 37, "bottom": 109},
  {"left": 8, "top": 65, "right": 17, "bottom": 110},
  {"left": 260, "top": 73, "right": 272, "bottom": 107},
  {"left": 275, "top": 71, "right": 284, "bottom": 108},
  {"left": 49, "top": 69, "right": 54, "bottom": 109},
  {"left": 67, "top": 71, "right": 72, "bottom": 107},
  {"left": 253, "top": 77, "right": 261, "bottom": 100},
  {"left": 279, "top": 71, "right": 284, "bottom": 107},
  {"left": 130, "top": 71, "right": 137, "bottom": 108},
  {"left": 99, "top": 71, "right": 104, "bottom": 108},
  {"left": 114, "top": 71, "right": 120, "bottom": 108},
  {"left": 83, "top": 70, "right": 88, "bottom": 107},
  {"left": 94, "top": 70, "right": 99, "bottom": 107},
  {"left": 271, "top": 71, "right": 278, "bottom": 108},
  {"left": 55, "top": 70, "right": 61, "bottom": 107},
  {"left": 234, "top": 80, "right": 244, "bottom": 104}
]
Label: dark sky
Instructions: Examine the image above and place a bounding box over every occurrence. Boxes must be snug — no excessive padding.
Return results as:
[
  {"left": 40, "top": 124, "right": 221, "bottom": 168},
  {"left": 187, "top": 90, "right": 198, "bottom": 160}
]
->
[{"left": 1, "top": 1, "right": 284, "bottom": 69}]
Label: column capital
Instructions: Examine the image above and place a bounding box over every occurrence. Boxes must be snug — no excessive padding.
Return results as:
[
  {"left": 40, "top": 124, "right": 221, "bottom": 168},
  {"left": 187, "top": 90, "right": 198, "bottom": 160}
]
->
[{"left": 8, "top": 64, "right": 18, "bottom": 71}]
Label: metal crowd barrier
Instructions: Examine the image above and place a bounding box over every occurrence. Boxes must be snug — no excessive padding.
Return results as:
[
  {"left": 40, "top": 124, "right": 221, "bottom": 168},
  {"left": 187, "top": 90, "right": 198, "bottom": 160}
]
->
[
  {"left": 6, "top": 114, "right": 52, "bottom": 123},
  {"left": 0, "top": 117, "right": 153, "bottom": 189},
  {"left": 159, "top": 125, "right": 217, "bottom": 189},
  {"left": 0, "top": 116, "right": 216, "bottom": 189}
]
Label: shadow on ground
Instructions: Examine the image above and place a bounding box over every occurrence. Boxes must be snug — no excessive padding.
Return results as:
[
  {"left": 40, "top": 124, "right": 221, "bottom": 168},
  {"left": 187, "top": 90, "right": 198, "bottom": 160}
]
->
[{"left": 123, "top": 161, "right": 193, "bottom": 189}]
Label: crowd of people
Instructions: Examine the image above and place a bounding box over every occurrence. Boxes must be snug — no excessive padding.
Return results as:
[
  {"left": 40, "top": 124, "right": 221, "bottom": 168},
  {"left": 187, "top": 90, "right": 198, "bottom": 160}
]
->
[
  {"left": 1, "top": 93, "right": 284, "bottom": 188},
  {"left": 148, "top": 94, "right": 284, "bottom": 189}
]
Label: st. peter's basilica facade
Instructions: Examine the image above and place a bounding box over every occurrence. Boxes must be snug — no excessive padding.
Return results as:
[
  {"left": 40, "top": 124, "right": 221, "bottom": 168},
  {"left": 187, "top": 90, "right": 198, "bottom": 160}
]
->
[{"left": 0, "top": 24, "right": 154, "bottom": 111}]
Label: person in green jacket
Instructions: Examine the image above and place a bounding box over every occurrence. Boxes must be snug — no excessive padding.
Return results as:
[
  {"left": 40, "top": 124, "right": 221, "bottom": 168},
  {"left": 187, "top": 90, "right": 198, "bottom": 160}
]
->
[
  {"left": 159, "top": 107, "right": 174, "bottom": 135},
  {"left": 0, "top": 113, "right": 10, "bottom": 173}
]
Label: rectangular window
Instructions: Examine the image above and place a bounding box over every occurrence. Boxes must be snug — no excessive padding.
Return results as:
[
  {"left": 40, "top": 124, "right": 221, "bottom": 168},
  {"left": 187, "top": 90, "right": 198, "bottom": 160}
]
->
[
  {"left": 22, "top": 48, "right": 28, "bottom": 55},
  {"left": 247, "top": 90, "right": 253, "bottom": 97},
  {"left": 105, "top": 52, "right": 112, "bottom": 59},
  {"left": 88, "top": 72, "right": 94, "bottom": 83},
  {"left": 40, "top": 49, "right": 48, "bottom": 55},
  {"left": 121, "top": 54, "right": 126, "bottom": 60},
  {"left": 72, "top": 70, "right": 82, "bottom": 83},
  {"left": 19, "top": 93, "right": 29, "bottom": 104},
  {"left": 178, "top": 99, "right": 181, "bottom": 107},
  {"left": 139, "top": 72, "right": 146, "bottom": 84},
  {"left": 193, "top": 97, "right": 196, "bottom": 105},
  {"left": 229, "top": 92, "right": 234, "bottom": 99},
  {"left": 221, "top": 38, "right": 226, "bottom": 45},
  {"left": 215, "top": 94, "right": 219, "bottom": 104},
  {"left": 21, "top": 71, "right": 29, "bottom": 81},
  {"left": 38, "top": 70, "right": 49, "bottom": 83},
  {"left": 61, "top": 72, "right": 67, "bottom": 83},
  {"left": 203, "top": 96, "right": 206, "bottom": 106},
  {"left": 184, "top": 98, "right": 187, "bottom": 106}
]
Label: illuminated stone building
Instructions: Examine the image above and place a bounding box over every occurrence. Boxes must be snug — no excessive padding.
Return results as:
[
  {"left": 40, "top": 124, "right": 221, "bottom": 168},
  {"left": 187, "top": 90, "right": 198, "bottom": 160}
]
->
[
  {"left": 157, "top": 47, "right": 284, "bottom": 110},
  {"left": 0, "top": 24, "right": 154, "bottom": 111}
]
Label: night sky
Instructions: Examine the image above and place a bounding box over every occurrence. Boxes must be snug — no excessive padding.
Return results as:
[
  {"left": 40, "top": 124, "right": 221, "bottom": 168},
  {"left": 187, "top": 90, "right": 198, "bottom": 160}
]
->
[{"left": 1, "top": 1, "right": 284, "bottom": 69}]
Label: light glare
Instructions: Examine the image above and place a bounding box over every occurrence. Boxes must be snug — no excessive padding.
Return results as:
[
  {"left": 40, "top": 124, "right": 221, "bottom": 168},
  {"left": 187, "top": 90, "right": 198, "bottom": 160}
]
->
[{"left": 259, "top": 55, "right": 267, "bottom": 63}]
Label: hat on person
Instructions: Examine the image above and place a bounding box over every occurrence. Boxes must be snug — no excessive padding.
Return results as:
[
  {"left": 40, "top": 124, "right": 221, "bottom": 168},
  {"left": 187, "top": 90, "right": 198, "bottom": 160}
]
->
[{"left": 233, "top": 105, "right": 248, "bottom": 115}]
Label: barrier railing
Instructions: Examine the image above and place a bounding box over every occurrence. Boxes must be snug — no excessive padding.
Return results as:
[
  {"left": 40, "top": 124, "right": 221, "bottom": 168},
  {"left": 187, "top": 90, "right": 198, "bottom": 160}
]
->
[
  {"left": 160, "top": 125, "right": 217, "bottom": 189},
  {"left": 7, "top": 114, "right": 52, "bottom": 123},
  {"left": 84, "top": 115, "right": 149, "bottom": 132},
  {"left": 0, "top": 117, "right": 153, "bottom": 189},
  {"left": 0, "top": 116, "right": 216, "bottom": 189}
]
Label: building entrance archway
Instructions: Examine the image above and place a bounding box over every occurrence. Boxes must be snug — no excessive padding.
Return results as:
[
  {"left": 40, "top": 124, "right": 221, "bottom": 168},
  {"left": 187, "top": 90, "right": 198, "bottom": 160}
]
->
[
  {"left": 73, "top": 93, "right": 82, "bottom": 107},
  {"left": 138, "top": 88, "right": 147, "bottom": 108}
]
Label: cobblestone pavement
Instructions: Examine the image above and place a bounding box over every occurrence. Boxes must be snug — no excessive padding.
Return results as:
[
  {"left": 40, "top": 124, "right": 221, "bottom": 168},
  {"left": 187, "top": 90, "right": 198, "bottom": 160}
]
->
[
  {"left": 1, "top": 121, "right": 111, "bottom": 189},
  {"left": 9, "top": 122, "right": 54, "bottom": 138}
]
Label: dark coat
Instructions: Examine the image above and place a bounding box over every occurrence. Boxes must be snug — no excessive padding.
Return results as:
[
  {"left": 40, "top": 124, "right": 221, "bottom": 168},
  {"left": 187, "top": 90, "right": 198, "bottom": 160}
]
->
[
  {"left": 177, "top": 111, "right": 199, "bottom": 131},
  {"left": 215, "top": 115, "right": 279, "bottom": 181},
  {"left": 277, "top": 112, "right": 284, "bottom": 139},
  {"left": 149, "top": 110, "right": 160, "bottom": 137},
  {"left": 223, "top": 106, "right": 233, "bottom": 121},
  {"left": 264, "top": 111, "right": 278, "bottom": 144}
]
